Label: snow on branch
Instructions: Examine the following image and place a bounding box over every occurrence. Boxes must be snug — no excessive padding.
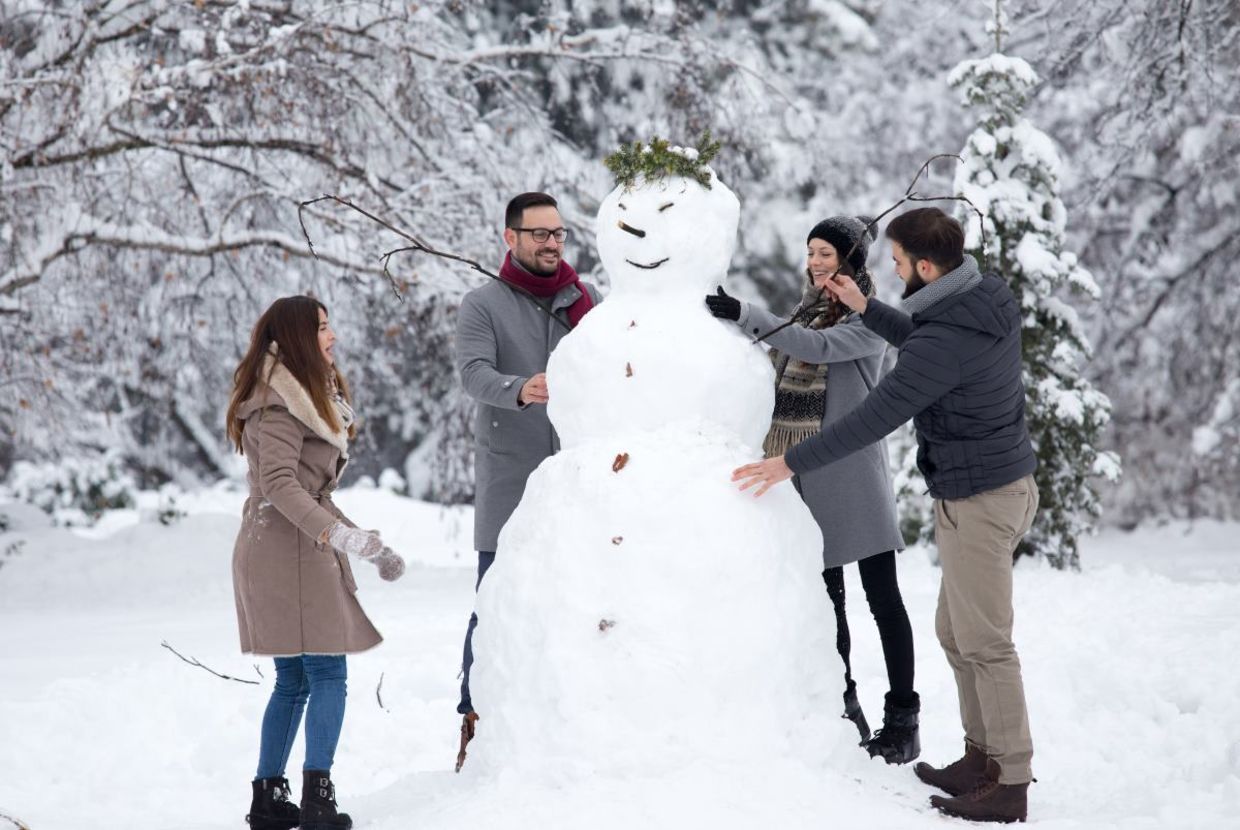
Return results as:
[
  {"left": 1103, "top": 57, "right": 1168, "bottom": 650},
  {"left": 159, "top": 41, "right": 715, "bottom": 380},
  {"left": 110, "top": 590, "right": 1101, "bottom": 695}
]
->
[{"left": 0, "top": 212, "right": 377, "bottom": 298}]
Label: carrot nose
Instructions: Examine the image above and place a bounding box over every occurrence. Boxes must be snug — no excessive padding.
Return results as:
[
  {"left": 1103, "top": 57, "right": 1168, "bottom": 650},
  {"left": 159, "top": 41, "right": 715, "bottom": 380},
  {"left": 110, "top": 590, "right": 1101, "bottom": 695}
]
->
[{"left": 617, "top": 220, "right": 646, "bottom": 238}]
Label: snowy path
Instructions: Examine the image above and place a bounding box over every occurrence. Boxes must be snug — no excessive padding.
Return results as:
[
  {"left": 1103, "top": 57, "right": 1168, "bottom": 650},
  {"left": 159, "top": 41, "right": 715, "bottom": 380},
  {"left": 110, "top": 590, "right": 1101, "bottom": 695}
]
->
[{"left": 1, "top": 491, "right": 1238, "bottom": 829}]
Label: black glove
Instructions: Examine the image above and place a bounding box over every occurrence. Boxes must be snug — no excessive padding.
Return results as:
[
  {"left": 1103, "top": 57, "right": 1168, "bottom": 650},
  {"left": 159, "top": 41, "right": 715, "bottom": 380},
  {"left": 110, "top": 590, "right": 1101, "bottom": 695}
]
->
[{"left": 705, "top": 286, "right": 741, "bottom": 321}]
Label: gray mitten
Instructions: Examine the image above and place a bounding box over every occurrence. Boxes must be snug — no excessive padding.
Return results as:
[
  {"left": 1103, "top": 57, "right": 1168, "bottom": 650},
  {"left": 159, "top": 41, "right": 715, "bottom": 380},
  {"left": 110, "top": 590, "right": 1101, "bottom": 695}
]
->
[
  {"left": 370, "top": 547, "right": 406, "bottom": 582},
  {"left": 326, "top": 522, "right": 384, "bottom": 560}
]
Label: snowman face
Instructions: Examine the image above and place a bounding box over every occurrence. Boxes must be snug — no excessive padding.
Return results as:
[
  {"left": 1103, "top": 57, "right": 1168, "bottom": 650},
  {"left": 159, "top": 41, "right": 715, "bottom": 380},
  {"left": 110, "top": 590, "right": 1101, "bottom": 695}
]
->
[{"left": 596, "top": 174, "right": 740, "bottom": 296}]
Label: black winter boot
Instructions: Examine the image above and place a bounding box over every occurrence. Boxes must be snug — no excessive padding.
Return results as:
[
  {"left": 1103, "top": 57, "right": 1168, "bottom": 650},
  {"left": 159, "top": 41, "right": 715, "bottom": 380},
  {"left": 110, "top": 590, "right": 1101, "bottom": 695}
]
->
[
  {"left": 301, "top": 770, "right": 352, "bottom": 830},
  {"left": 864, "top": 692, "right": 920, "bottom": 765},
  {"left": 246, "top": 776, "right": 299, "bottom": 830}
]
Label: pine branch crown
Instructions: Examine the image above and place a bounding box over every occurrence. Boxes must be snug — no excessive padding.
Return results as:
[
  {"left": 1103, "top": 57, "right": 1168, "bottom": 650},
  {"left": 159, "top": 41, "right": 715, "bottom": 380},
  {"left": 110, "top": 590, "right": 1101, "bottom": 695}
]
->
[{"left": 604, "top": 131, "right": 722, "bottom": 190}]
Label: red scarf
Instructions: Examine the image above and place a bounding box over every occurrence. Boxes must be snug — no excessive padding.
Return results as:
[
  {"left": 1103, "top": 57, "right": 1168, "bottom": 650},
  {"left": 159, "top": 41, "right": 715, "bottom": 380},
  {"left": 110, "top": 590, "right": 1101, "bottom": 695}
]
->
[{"left": 498, "top": 252, "right": 595, "bottom": 328}]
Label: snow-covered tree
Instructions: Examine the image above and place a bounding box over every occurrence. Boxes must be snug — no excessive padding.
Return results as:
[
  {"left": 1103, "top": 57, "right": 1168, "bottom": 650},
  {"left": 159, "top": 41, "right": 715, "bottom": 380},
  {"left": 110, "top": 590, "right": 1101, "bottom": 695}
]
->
[
  {"left": 950, "top": 27, "right": 1120, "bottom": 569},
  {"left": 1, "top": 0, "right": 1235, "bottom": 532}
]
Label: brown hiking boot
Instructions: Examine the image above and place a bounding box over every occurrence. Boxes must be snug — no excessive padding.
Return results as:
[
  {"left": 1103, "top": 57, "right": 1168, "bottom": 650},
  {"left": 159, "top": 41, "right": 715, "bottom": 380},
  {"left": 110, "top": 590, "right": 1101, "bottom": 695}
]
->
[
  {"left": 914, "top": 741, "right": 990, "bottom": 796},
  {"left": 454, "top": 711, "right": 480, "bottom": 773},
  {"left": 930, "top": 759, "right": 1028, "bottom": 823}
]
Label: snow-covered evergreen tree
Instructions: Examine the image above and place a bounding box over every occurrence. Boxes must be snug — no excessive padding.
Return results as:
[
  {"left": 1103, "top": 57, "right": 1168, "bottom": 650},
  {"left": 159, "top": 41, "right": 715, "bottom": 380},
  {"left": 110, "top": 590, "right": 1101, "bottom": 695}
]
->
[{"left": 950, "top": 16, "right": 1120, "bottom": 569}]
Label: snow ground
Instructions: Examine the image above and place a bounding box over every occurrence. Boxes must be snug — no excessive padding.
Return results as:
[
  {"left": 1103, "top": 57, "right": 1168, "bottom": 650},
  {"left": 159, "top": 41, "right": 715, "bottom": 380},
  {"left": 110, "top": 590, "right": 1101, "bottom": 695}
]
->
[{"left": 1, "top": 485, "right": 1238, "bottom": 830}]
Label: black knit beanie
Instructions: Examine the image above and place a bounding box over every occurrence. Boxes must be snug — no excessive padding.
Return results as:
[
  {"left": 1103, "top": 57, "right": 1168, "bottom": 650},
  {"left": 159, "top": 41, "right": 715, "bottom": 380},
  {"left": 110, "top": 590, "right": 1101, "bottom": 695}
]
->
[{"left": 807, "top": 215, "right": 877, "bottom": 273}]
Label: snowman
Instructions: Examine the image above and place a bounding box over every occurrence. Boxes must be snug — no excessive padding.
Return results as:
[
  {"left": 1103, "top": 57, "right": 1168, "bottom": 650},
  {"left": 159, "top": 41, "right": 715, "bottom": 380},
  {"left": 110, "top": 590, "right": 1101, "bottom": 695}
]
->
[{"left": 467, "top": 138, "right": 840, "bottom": 778}]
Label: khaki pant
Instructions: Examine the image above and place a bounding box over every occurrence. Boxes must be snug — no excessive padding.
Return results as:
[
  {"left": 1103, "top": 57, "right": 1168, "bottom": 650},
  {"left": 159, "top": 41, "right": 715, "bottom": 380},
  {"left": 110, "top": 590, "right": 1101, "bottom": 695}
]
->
[{"left": 934, "top": 474, "right": 1039, "bottom": 784}]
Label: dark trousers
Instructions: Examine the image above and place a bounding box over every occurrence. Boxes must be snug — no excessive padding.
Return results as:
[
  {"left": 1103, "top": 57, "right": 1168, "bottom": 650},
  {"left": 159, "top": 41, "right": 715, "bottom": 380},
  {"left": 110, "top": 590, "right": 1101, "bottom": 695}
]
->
[
  {"left": 457, "top": 550, "right": 496, "bottom": 715},
  {"left": 823, "top": 550, "right": 916, "bottom": 703}
]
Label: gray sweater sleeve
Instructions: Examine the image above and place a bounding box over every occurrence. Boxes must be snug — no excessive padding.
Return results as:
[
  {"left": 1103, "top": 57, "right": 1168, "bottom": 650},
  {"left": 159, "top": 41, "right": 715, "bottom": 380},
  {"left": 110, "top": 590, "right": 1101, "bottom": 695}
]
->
[
  {"left": 737, "top": 302, "right": 886, "bottom": 364},
  {"left": 785, "top": 326, "right": 961, "bottom": 474},
  {"left": 860, "top": 299, "right": 916, "bottom": 348},
  {"left": 455, "top": 292, "right": 527, "bottom": 410}
]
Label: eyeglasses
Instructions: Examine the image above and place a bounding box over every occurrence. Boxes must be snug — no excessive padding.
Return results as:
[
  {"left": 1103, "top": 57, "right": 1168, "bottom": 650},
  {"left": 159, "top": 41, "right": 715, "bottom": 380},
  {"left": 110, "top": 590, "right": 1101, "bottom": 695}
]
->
[{"left": 511, "top": 227, "right": 569, "bottom": 243}]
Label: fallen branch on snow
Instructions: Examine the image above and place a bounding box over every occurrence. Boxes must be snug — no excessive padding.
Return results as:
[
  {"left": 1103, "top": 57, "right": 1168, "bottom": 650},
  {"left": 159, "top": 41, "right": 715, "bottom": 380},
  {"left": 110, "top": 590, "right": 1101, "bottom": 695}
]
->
[{"left": 161, "top": 640, "right": 261, "bottom": 686}]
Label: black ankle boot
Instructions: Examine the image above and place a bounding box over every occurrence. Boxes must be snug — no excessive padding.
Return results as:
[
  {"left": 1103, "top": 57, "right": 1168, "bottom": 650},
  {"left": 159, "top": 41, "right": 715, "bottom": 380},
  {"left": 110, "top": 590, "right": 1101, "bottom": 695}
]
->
[
  {"left": 247, "top": 776, "right": 299, "bottom": 830},
  {"left": 865, "top": 692, "right": 921, "bottom": 764},
  {"left": 842, "top": 680, "right": 872, "bottom": 743},
  {"left": 301, "top": 770, "right": 353, "bottom": 830}
]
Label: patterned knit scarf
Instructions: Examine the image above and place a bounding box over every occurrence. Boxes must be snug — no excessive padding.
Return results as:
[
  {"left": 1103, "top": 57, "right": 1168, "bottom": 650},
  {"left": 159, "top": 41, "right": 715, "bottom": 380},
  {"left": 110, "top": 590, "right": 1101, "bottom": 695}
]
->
[{"left": 762, "top": 269, "right": 875, "bottom": 459}]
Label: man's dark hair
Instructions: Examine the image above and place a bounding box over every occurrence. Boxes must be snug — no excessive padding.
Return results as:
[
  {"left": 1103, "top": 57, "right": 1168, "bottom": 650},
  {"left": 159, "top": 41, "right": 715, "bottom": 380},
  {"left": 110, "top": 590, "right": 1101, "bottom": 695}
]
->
[
  {"left": 884, "top": 208, "right": 965, "bottom": 272},
  {"left": 505, "top": 192, "right": 558, "bottom": 229}
]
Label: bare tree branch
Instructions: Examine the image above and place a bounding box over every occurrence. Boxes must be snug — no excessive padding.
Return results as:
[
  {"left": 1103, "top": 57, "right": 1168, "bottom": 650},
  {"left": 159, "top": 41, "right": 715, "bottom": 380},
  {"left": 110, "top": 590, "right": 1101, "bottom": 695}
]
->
[
  {"left": 298, "top": 194, "right": 574, "bottom": 328},
  {"left": 753, "top": 154, "right": 986, "bottom": 343},
  {"left": 161, "top": 640, "right": 260, "bottom": 685}
]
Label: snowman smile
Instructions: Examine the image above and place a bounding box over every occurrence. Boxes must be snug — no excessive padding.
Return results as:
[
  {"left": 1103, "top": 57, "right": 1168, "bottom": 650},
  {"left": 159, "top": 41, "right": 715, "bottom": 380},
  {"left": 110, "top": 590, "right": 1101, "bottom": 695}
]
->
[{"left": 625, "top": 257, "right": 670, "bottom": 270}]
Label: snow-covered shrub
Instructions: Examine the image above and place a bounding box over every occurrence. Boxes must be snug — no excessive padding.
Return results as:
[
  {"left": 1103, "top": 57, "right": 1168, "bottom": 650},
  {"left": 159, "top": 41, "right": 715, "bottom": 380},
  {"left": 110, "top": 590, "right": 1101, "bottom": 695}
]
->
[
  {"left": 1, "top": 538, "right": 25, "bottom": 570},
  {"left": 3, "top": 454, "right": 137, "bottom": 526},
  {"left": 377, "top": 467, "right": 407, "bottom": 495},
  {"left": 890, "top": 423, "right": 934, "bottom": 550},
  {"left": 156, "top": 485, "right": 187, "bottom": 527}
]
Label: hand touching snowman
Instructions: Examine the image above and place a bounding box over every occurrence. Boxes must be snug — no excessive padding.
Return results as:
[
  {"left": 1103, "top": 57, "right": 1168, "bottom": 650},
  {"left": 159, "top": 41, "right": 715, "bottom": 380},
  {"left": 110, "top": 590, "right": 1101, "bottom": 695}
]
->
[{"left": 732, "top": 454, "right": 794, "bottom": 496}]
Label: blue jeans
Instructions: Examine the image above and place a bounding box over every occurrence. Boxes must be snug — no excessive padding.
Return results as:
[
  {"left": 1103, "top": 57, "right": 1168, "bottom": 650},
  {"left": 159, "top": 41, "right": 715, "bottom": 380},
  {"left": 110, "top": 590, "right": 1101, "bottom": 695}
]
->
[
  {"left": 457, "top": 551, "right": 496, "bottom": 714},
  {"left": 255, "top": 654, "right": 348, "bottom": 778}
]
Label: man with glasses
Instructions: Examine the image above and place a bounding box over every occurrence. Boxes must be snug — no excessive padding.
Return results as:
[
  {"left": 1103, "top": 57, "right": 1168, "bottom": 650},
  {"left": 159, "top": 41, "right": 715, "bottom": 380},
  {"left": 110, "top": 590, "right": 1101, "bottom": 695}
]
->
[{"left": 452, "top": 191, "right": 601, "bottom": 770}]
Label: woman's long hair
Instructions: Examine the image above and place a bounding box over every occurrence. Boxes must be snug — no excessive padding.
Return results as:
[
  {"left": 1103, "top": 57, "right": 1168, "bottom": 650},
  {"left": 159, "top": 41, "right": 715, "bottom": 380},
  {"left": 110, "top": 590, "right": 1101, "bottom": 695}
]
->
[{"left": 225, "top": 296, "right": 355, "bottom": 452}]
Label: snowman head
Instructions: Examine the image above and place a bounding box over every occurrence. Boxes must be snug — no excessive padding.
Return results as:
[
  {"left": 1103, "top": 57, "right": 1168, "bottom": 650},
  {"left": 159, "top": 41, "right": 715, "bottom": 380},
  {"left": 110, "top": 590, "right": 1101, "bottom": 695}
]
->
[{"left": 597, "top": 136, "right": 740, "bottom": 296}]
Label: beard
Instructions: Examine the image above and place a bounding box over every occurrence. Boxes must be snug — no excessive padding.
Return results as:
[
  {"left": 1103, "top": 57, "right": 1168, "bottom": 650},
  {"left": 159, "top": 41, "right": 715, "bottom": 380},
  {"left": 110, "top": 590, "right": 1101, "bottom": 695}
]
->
[
  {"left": 901, "top": 271, "right": 928, "bottom": 299},
  {"left": 516, "top": 248, "right": 561, "bottom": 277}
]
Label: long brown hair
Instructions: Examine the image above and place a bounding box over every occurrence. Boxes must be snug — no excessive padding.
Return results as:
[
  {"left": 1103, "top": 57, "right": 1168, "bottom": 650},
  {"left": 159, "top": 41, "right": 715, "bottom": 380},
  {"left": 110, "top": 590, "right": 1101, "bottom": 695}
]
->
[{"left": 225, "top": 295, "right": 355, "bottom": 452}]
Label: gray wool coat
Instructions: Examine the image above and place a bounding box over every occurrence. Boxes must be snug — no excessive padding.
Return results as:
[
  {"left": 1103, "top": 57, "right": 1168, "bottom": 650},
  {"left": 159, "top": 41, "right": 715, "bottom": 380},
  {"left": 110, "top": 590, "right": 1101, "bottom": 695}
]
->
[
  {"left": 456, "top": 278, "right": 602, "bottom": 553},
  {"left": 737, "top": 301, "right": 905, "bottom": 568},
  {"left": 232, "top": 356, "right": 382, "bottom": 656}
]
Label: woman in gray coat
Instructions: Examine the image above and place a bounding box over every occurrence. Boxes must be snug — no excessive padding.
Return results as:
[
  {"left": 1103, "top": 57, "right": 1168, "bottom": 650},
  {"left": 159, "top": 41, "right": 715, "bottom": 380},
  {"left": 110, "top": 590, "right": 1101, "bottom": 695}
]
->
[
  {"left": 226, "top": 296, "right": 407, "bottom": 830},
  {"left": 707, "top": 216, "right": 919, "bottom": 765}
]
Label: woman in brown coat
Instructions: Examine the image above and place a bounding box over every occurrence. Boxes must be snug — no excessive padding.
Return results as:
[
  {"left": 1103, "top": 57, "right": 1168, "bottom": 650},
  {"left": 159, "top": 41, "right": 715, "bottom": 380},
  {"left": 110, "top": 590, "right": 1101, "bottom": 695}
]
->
[{"left": 226, "top": 296, "right": 406, "bottom": 830}]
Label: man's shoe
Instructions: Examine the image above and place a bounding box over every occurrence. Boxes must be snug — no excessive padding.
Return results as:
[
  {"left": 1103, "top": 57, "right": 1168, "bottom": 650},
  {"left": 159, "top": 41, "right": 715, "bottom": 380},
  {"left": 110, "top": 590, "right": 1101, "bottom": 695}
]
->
[
  {"left": 455, "top": 711, "right": 480, "bottom": 773},
  {"left": 864, "top": 692, "right": 920, "bottom": 764},
  {"left": 929, "top": 759, "right": 1028, "bottom": 823},
  {"left": 914, "top": 740, "right": 990, "bottom": 796}
]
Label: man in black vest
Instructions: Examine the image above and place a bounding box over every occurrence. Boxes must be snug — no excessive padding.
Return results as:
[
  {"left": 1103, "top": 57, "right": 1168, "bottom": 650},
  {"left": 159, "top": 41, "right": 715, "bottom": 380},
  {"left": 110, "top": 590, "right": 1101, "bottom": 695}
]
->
[{"left": 733, "top": 208, "right": 1039, "bottom": 823}]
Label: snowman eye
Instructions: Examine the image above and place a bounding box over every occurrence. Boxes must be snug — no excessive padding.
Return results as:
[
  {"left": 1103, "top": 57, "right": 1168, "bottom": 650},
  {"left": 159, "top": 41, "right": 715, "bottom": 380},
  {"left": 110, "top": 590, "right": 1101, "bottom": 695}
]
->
[
  {"left": 618, "top": 202, "right": 628, "bottom": 210},
  {"left": 658, "top": 202, "right": 674, "bottom": 212}
]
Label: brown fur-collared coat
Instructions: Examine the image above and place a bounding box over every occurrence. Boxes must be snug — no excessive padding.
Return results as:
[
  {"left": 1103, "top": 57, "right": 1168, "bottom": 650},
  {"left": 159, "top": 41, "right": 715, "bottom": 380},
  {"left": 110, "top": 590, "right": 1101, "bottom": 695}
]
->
[{"left": 231, "top": 355, "right": 382, "bottom": 656}]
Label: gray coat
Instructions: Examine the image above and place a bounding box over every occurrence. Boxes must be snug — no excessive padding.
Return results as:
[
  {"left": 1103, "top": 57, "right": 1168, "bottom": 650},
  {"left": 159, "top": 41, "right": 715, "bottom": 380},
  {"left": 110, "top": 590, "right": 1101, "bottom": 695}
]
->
[
  {"left": 456, "top": 278, "right": 602, "bottom": 552},
  {"left": 737, "top": 301, "right": 905, "bottom": 568}
]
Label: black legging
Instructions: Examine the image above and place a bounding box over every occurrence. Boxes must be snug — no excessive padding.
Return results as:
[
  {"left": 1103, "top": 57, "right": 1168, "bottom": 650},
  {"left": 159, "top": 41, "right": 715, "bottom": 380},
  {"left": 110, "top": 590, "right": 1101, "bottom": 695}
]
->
[{"left": 822, "top": 550, "right": 916, "bottom": 703}]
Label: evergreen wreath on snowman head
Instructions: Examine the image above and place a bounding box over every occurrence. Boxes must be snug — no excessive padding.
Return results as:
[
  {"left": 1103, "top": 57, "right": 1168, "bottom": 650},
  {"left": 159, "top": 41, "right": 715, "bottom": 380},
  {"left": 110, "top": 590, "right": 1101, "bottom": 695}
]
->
[{"left": 604, "top": 131, "right": 722, "bottom": 190}]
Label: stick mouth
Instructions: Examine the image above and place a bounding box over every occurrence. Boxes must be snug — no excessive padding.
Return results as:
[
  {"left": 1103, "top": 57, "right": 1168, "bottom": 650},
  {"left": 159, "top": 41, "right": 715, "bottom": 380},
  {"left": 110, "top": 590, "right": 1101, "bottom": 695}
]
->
[{"left": 625, "top": 258, "right": 670, "bottom": 270}]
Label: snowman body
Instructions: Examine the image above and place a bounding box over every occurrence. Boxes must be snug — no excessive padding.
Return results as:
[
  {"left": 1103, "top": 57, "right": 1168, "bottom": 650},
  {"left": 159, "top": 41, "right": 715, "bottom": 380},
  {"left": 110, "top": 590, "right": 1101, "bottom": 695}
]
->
[{"left": 469, "top": 169, "right": 838, "bottom": 777}]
